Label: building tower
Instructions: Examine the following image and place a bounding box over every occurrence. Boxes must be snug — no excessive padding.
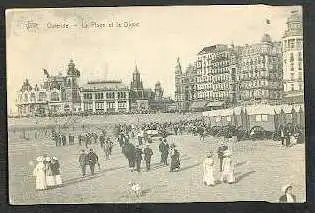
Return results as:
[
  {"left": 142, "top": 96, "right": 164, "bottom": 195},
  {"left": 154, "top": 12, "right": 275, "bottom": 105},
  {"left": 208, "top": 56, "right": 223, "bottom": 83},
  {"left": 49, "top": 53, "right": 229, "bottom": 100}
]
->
[
  {"left": 65, "top": 59, "right": 81, "bottom": 112},
  {"left": 130, "top": 65, "right": 144, "bottom": 100},
  {"left": 154, "top": 81, "right": 164, "bottom": 101},
  {"left": 282, "top": 9, "right": 303, "bottom": 102},
  {"left": 174, "top": 57, "right": 183, "bottom": 110}
]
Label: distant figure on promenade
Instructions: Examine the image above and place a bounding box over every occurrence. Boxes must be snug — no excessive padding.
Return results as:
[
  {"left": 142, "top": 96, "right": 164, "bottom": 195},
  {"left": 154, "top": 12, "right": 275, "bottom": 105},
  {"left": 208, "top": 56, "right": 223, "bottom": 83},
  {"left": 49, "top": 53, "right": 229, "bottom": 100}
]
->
[
  {"left": 169, "top": 144, "right": 180, "bottom": 172},
  {"left": 280, "top": 126, "right": 285, "bottom": 146},
  {"left": 87, "top": 149, "right": 99, "bottom": 176},
  {"left": 99, "top": 133, "right": 105, "bottom": 148},
  {"left": 51, "top": 156, "right": 62, "bottom": 186},
  {"left": 217, "top": 142, "right": 228, "bottom": 172},
  {"left": 123, "top": 142, "right": 136, "bottom": 172},
  {"left": 45, "top": 157, "right": 56, "bottom": 188},
  {"left": 199, "top": 126, "right": 205, "bottom": 141},
  {"left": 203, "top": 153, "right": 215, "bottom": 186},
  {"left": 220, "top": 150, "right": 235, "bottom": 184},
  {"left": 104, "top": 139, "right": 111, "bottom": 160},
  {"left": 279, "top": 184, "right": 296, "bottom": 203},
  {"left": 118, "top": 133, "right": 125, "bottom": 151},
  {"left": 135, "top": 145, "right": 143, "bottom": 172},
  {"left": 62, "top": 135, "right": 67, "bottom": 146},
  {"left": 137, "top": 129, "right": 144, "bottom": 145},
  {"left": 158, "top": 138, "right": 164, "bottom": 163},
  {"left": 107, "top": 137, "right": 114, "bottom": 155},
  {"left": 33, "top": 156, "right": 47, "bottom": 191},
  {"left": 285, "top": 127, "right": 291, "bottom": 147},
  {"left": 79, "top": 150, "right": 87, "bottom": 177},
  {"left": 144, "top": 144, "right": 153, "bottom": 171},
  {"left": 159, "top": 138, "right": 170, "bottom": 166},
  {"left": 78, "top": 134, "right": 83, "bottom": 146}
]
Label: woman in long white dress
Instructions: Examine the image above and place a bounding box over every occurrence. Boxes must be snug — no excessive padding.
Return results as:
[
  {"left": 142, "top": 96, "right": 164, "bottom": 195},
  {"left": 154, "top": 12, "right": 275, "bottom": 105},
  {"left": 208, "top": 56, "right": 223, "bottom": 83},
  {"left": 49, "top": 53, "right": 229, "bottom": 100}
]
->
[
  {"left": 220, "top": 150, "right": 235, "bottom": 184},
  {"left": 33, "top": 156, "right": 47, "bottom": 190},
  {"left": 203, "top": 153, "right": 215, "bottom": 186}
]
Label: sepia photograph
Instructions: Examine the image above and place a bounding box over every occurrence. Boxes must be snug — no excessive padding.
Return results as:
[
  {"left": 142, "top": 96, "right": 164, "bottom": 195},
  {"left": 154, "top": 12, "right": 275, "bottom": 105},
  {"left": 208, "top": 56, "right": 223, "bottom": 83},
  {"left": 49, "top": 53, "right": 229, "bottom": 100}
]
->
[{"left": 6, "top": 5, "right": 305, "bottom": 204}]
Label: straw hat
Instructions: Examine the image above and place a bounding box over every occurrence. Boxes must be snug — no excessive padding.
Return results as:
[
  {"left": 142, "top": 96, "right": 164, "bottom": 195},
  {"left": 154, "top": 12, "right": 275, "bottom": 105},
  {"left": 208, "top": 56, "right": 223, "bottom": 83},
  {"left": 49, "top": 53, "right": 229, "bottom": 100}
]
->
[
  {"left": 282, "top": 184, "right": 293, "bottom": 194},
  {"left": 36, "top": 156, "right": 44, "bottom": 162},
  {"left": 45, "top": 157, "right": 51, "bottom": 162},
  {"left": 207, "top": 152, "right": 213, "bottom": 158}
]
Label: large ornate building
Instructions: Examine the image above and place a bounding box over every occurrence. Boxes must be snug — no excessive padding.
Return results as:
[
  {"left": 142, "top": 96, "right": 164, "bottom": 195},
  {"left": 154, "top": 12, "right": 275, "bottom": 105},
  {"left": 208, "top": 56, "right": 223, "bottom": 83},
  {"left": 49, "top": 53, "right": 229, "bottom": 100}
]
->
[
  {"left": 16, "top": 60, "right": 172, "bottom": 116},
  {"left": 16, "top": 59, "right": 81, "bottom": 116},
  {"left": 175, "top": 33, "right": 283, "bottom": 111},
  {"left": 80, "top": 80, "right": 130, "bottom": 114},
  {"left": 174, "top": 57, "right": 197, "bottom": 111},
  {"left": 282, "top": 9, "right": 303, "bottom": 103},
  {"left": 239, "top": 34, "right": 283, "bottom": 104}
]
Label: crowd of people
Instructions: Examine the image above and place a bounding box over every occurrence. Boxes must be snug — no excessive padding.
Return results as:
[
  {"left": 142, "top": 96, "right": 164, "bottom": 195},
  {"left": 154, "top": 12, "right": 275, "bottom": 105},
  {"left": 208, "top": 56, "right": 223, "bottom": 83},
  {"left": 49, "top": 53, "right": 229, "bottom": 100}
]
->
[{"left": 28, "top": 117, "right": 301, "bottom": 202}]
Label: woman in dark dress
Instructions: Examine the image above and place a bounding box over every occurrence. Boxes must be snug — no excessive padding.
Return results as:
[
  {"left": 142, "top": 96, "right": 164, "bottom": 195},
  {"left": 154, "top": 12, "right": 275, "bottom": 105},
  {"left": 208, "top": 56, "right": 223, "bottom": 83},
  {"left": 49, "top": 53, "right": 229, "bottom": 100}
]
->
[
  {"left": 51, "top": 157, "right": 63, "bottom": 186},
  {"left": 170, "top": 144, "right": 180, "bottom": 172},
  {"left": 123, "top": 142, "right": 136, "bottom": 172}
]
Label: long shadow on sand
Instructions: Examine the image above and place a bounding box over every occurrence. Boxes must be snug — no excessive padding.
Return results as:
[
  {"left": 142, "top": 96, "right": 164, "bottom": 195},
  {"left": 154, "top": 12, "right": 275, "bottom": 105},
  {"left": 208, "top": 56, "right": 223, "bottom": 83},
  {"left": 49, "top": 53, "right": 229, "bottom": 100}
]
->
[
  {"left": 235, "top": 170, "right": 256, "bottom": 183},
  {"left": 149, "top": 156, "right": 192, "bottom": 171},
  {"left": 53, "top": 165, "right": 126, "bottom": 189},
  {"left": 179, "top": 162, "right": 201, "bottom": 172},
  {"left": 234, "top": 161, "right": 248, "bottom": 168}
]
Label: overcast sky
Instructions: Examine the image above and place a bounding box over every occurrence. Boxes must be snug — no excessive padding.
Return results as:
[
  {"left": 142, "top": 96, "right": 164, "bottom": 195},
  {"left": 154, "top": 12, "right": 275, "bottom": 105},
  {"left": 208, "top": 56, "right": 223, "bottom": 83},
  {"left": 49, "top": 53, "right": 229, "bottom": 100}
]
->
[{"left": 6, "top": 5, "right": 301, "bottom": 113}]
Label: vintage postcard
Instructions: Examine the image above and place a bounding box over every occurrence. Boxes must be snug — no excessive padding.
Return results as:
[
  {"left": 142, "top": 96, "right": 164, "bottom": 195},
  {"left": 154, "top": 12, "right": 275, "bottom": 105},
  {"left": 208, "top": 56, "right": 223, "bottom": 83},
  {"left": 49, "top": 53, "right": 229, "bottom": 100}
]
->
[{"left": 6, "top": 5, "right": 305, "bottom": 204}]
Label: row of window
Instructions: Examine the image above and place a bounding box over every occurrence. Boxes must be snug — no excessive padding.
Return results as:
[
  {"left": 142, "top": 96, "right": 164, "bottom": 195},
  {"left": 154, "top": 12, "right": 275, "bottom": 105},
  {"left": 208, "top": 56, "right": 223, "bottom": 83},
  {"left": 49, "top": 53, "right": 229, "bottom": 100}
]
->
[
  {"left": 83, "top": 101, "right": 128, "bottom": 111},
  {"left": 285, "top": 83, "right": 303, "bottom": 91},
  {"left": 241, "top": 46, "right": 274, "bottom": 56},
  {"left": 239, "top": 90, "right": 280, "bottom": 100},
  {"left": 197, "top": 91, "right": 229, "bottom": 99},
  {"left": 283, "top": 38, "right": 303, "bottom": 50},
  {"left": 289, "top": 72, "right": 303, "bottom": 81},
  {"left": 83, "top": 92, "right": 128, "bottom": 100},
  {"left": 20, "top": 92, "right": 60, "bottom": 102}
]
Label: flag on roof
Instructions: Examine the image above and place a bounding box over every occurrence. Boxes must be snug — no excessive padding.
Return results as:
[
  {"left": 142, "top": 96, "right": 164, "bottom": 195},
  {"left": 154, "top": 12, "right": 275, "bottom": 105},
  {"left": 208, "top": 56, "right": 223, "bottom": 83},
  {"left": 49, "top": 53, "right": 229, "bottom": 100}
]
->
[{"left": 43, "top": 68, "right": 50, "bottom": 77}]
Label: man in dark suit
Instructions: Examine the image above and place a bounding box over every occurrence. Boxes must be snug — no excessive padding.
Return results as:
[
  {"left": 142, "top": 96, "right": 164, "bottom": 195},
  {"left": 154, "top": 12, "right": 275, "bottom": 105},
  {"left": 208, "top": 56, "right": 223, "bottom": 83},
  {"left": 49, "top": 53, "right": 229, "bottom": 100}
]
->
[
  {"left": 159, "top": 138, "right": 164, "bottom": 163},
  {"left": 135, "top": 145, "right": 143, "bottom": 172},
  {"left": 144, "top": 144, "right": 153, "bottom": 171},
  {"left": 78, "top": 149, "right": 87, "bottom": 177},
  {"left": 99, "top": 134, "right": 105, "bottom": 148},
  {"left": 87, "top": 148, "right": 99, "bottom": 175},
  {"left": 217, "top": 142, "right": 228, "bottom": 172},
  {"left": 160, "top": 138, "right": 169, "bottom": 166}
]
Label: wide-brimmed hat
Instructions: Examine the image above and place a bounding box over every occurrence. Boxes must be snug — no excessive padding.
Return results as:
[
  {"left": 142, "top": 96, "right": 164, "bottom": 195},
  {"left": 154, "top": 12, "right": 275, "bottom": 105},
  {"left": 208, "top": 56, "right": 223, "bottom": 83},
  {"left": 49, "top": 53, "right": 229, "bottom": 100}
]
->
[
  {"left": 207, "top": 152, "right": 213, "bottom": 158},
  {"left": 170, "top": 143, "right": 176, "bottom": 148},
  {"left": 36, "top": 156, "right": 44, "bottom": 162},
  {"left": 52, "top": 156, "right": 58, "bottom": 160},
  {"left": 282, "top": 184, "right": 293, "bottom": 193},
  {"left": 45, "top": 157, "right": 51, "bottom": 161}
]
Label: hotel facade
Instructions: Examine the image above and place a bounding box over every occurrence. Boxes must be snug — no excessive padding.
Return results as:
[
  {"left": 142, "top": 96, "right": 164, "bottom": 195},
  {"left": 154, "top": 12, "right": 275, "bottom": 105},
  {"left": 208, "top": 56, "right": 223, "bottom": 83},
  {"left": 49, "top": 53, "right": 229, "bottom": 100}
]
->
[
  {"left": 282, "top": 10, "right": 303, "bottom": 103},
  {"left": 175, "top": 34, "right": 283, "bottom": 111},
  {"left": 16, "top": 60, "right": 170, "bottom": 116}
]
